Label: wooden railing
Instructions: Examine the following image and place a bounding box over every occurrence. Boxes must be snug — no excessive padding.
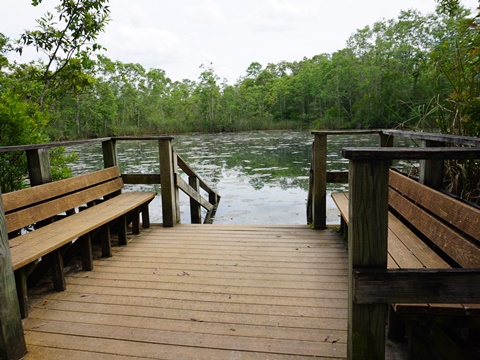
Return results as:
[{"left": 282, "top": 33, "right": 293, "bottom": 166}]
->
[
  {"left": 308, "top": 129, "right": 480, "bottom": 359},
  {"left": 308, "top": 129, "right": 480, "bottom": 229},
  {"left": 344, "top": 146, "right": 480, "bottom": 360},
  {"left": 0, "top": 136, "right": 220, "bottom": 227}
]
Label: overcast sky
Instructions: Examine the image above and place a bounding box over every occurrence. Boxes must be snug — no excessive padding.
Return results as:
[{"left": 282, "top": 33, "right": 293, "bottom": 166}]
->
[{"left": 1, "top": 0, "right": 478, "bottom": 84}]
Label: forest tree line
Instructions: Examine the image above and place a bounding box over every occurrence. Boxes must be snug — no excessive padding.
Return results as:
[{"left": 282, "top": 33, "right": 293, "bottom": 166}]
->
[
  {"left": 1, "top": 1, "right": 479, "bottom": 144},
  {"left": 0, "top": 0, "right": 479, "bottom": 197}
]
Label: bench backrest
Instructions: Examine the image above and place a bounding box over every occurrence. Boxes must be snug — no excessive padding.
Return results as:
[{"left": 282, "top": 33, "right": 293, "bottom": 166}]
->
[
  {"left": 388, "top": 169, "right": 480, "bottom": 268},
  {"left": 2, "top": 166, "right": 124, "bottom": 234}
]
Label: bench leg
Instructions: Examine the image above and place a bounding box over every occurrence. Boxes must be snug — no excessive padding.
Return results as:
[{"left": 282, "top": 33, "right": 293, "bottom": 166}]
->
[
  {"left": 339, "top": 217, "right": 347, "bottom": 234},
  {"left": 132, "top": 209, "right": 140, "bottom": 235},
  {"left": 118, "top": 215, "right": 128, "bottom": 246},
  {"left": 100, "top": 226, "right": 112, "bottom": 257},
  {"left": 387, "top": 306, "right": 405, "bottom": 341},
  {"left": 408, "top": 324, "right": 434, "bottom": 360},
  {"left": 48, "top": 249, "right": 66, "bottom": 291},
  {"left": 80, "top": 234, "right": 94, "bottom": 271},
  {"left": 142, "top": 204, "right": 151, "bottom": 229},
  {"left": 14, "top": 269, "right": 29, "bottom": 319},
  {"left": 407, "top": 319, "right": 471, "bottom": 360}
]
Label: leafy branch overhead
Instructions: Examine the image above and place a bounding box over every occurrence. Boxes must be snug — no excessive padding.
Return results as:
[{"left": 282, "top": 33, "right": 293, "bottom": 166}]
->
[{"left": 16, "top": 0, "right": 110, "bottom": 107}]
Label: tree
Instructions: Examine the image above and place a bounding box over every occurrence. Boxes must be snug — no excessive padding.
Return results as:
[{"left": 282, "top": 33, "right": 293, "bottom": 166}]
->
[
  {"left": 17, "top": 0, "right": 110, "bottom": 108},
  {"left": 195, "top": 64, "right": 221, "bottom": 130}
]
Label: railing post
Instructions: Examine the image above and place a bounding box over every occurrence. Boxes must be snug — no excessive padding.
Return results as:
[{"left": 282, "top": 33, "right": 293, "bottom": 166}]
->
[
  {"left": 26, "top": 148, "right": 52, "bottom": 186},
  {"left": 189, "top": 176, "right": 202, "bottom": 224},
  {"left": 102, "top": 139, "right": 118, "bottom": 168},
  {"left": 312, "top": 133, "right": 327, "bottom": 229},
  {"left": 419, "top": 140, "right": 445, "bottom": 189},
  {"left": 348, "top": 158, "right": 390, "bottom": 360},
  {"left": 158, "top": 138, "right": 177, "bottom": 227},
  {"left": 380, "top": 132, "right": 393, "bottom": 148},
  {"left": 0, "top": 189, "right": 27, "bottom": 360}
]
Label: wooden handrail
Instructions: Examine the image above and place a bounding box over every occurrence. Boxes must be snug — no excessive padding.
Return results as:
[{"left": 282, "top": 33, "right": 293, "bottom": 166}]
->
[
  {"left": 0, "top": 136, "right": 219, "bottom": 227},
  {"left": 174, "top": 150, "right": 220, "bottom": 224},
  {"left": 343, "top": 147, "right": 480, "bottom": 160},
  {"left": 308, "top": 129, "right": 480, "bottom": 229},
  {"left": 344, "top": 147, "right": 480, "bottom": 360},
  {"left": 381, "top": 129, "right": 480, "bottom": 146}
]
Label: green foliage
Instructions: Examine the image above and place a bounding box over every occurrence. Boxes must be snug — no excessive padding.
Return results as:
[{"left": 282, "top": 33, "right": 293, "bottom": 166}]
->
[
  {"left": 50, "top": 147, "right": 78, "bottom": 181},
  {"left": 17, "top": 0, "right": 110, "bottom": 108},
  {"left": 2, "top": 1, "right": 479, "bottom": 201},
  {"left": 7, "top": 2, "right": 475, "bottom": 139},
  {"left": 0, "top": 90, "right": 50, "bottom": 192}
]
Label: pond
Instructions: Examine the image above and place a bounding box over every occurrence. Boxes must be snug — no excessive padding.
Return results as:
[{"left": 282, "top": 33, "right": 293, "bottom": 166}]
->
[{"left": 67, "top": 130, "right": 384, "bottom": 225}]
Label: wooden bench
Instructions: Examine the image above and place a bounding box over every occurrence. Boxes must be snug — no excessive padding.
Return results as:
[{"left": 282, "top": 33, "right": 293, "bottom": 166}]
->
[
  {"left": 2, "top": 166, "right": 156, "bottom": 318},
  {"left": 332, "top": 169, "right": 480, "bottom": 359}
]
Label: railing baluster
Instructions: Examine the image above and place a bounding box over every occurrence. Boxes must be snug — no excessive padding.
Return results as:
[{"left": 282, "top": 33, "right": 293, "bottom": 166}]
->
[{"left": 189, "top": 175, "right": 202, "bottom": 224}]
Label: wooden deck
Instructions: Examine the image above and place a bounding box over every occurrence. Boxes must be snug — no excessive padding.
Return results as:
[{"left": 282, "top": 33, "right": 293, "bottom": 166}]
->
[{"left": 21, "top": 224, "right": 351, "bottom": 359}]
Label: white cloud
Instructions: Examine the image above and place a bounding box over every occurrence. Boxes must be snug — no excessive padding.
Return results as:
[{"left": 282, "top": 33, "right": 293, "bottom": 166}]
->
[{"left": 1, "top": 0, "right": 479, "bottom": 83}]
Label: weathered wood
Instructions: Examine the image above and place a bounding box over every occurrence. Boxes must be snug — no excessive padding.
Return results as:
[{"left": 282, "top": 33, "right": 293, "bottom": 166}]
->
[
  {"left": 389, "top": 169, "right": 480, "bottom": 241},
  {"left": 326, "top": 171, "right": 349, "bottom": 183},
  {"left": 208, "top": 191, "right": 219, "bottom": 208},
  {"left": 312, "top": 133, "right": 327, "bottom": 229},
  {"left": 380, "top": 133, "right": 394, "bottom": 147},
  {"left": 3, "top": 166, "right": 121, "bottom": 212},
  {"left": 158, "top": 138, "right": 177, "bottom": 227},
  {"left": 343, "top": 147, "right": 480, "bottom": 161},
  {"left": 5, "top": 178, "right": 124, "bottom": 233},
  {"left": 14, "top": 268, "right": 28, "bottom": 319},
  {"left": 353, "top": 268, "right": 480, "bottom": 304},
  {"left": 0, "top": 191, "right": 27, "bottom": 359},
  {"left": 113, "top": 136, "right": 175, "bottom": 141},
  {"left": 381, "top": 129, "right": 480, "bottom": 147},
  {"left": 26, "top": 148, "right": 52, "bottom": 186},
  {"left": 204, "top": 193, "right": 219, "bottom": 224},
  {"left": 419, "top": 140, "right": 445, "bottom": 188},
  {"left": 121, "top": 173, "right": 161, "bottom": 185},
  {"left": 312, "top": 130, "right": 381, "bottom": 136},
  {"left": 49, "top": 249, "right": 67, "bottom": 291},
  {"left": 20, "top": 224, "right": 352, "bottom": 359},
  {"left": 176, "top": 176, "right": 214, "bottom": 212},
  {"left": 117, "top": 215, "right": 128, "bottom": 246},
  {"left": 80, "top": 234, "right": 94, "bottom": 271},
  {"left": 175, "top": 150, "right": 220, "bottom": 223},
  {"left": 333, "top": 162, "right": 480, "bottom": 358},
  {"left": 389, "top": 189, "right": 480, "bottom": 268},
  {"left": 9, "top": 191, "right": 156, "bottom": 271},
  {"left": 131, "top": 208, "right": 141, "bottom": 234},
  {"left": 100, "top": 225, "right": 112, "bottom": 258},
  {"left": 176, "top": 152, "right": 219, "bottom": 201},
  {"left": 141, "top": 204, "right": 151, "bottom": 228},
  {"left": 189, "top": 176, "right": 202, "bottom": 224},
  {"left": 407, "top": 319, "right": 472, "bottom": 360},
  {"left": 173, "top": 154, "right": 181, "bottom": 224},
  {"left": 0, "top": 138, "right": 111, "bottom": 153},
  {"left": 348, "top": 159, "right": 390, "bottom": 360},
  {"left": 102, "top": 139, "right": 118, "bottom": 168}
]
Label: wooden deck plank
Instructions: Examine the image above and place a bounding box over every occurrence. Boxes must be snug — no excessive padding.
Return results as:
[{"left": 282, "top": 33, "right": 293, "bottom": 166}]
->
[{"left": 22, "top": 224, "right": 349, "bottom": 359}]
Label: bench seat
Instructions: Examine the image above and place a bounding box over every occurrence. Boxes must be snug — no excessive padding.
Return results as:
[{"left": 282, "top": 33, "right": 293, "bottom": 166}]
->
[
  {"left": 3, "top": 166, "right": 156, "bottom": 318},
  {"left": 10, "top": 191, "right": 155, "bottom": 271}
]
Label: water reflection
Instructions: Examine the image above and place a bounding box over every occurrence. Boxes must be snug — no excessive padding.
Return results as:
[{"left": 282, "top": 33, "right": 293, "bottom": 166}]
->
[{"left": 67, "top": 130, "right": 385, "bottom": 225}]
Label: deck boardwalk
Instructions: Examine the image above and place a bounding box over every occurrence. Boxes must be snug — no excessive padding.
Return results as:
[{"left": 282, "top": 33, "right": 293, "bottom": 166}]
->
[{"left": 21, "top": 224, "right": 351, "bottom": 359}]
